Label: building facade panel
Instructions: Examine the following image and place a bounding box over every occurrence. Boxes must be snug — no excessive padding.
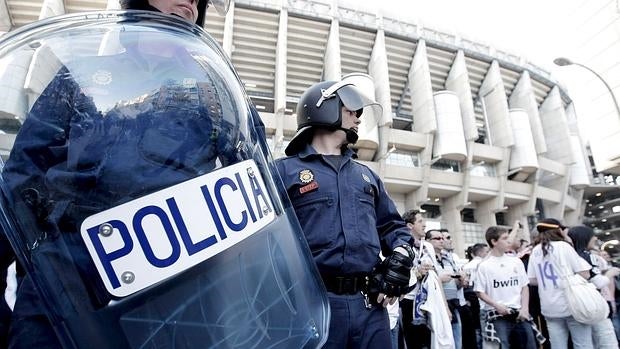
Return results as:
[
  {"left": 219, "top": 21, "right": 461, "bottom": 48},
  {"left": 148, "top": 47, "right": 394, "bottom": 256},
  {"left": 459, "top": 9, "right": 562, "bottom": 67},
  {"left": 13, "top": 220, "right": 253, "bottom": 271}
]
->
[
  {"left": 432, "top": 91, "right": 467, "bottom": 161},
  {"left": 508, "top": 108, "right": 539, "bottom": 172}
]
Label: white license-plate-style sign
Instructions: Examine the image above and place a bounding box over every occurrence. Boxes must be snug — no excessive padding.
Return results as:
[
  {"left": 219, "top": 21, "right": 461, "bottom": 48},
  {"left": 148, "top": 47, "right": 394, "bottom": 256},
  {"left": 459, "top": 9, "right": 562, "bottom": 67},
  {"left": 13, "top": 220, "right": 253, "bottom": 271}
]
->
[{"left": 80, "top": 160, "right": 275, "bottom": 297}]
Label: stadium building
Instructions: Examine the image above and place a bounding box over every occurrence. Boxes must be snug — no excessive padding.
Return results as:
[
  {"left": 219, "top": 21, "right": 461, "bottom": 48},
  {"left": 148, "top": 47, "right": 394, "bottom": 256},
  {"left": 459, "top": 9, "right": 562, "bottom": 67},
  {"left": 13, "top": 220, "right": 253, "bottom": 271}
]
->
[{"left": 0, "top": 0, "right": 601, "bottom": 255}]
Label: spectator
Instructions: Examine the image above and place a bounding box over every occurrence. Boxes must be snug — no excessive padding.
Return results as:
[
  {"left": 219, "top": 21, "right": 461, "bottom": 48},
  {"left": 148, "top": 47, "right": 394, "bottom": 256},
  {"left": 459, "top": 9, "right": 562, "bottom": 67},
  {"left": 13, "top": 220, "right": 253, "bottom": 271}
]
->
[
  {"left": 568, "top": 226, "right": 619, "bottom": 349},
  {"left": 600, "top": 250, "right": 620, "bottom": 342},
  {"left": 475, "top": 226, "right": 536, "bottom": 349},
  {"left": 400, "top": 209, "right": 435, "bottom": 349},
  {"left": 527, "top": 219, "right": 594, "bottom": 349},
  {"left": 463, "top": 242, "right": 489, "bottom": 348},
  {"left": 443, "top": 230, "right": 477, "bottom": 349},
  {"left": 428, "top": 229, "right": 462, "bottom": 349}
]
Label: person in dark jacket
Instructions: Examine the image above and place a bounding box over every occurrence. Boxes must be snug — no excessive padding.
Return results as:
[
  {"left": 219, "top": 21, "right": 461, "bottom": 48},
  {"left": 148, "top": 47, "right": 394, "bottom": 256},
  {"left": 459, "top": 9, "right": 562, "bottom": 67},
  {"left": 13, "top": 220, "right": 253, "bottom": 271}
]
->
[{"left": 275, "top": 80, "right": 414, "bottom": 349}]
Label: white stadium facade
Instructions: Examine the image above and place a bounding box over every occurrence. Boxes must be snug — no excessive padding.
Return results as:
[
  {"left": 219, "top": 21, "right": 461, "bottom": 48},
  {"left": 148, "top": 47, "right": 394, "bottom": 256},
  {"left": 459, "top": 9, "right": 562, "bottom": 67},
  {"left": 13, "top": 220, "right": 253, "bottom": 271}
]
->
[{"left": 0, "top": 0, "right": 604, "bottom": 255}]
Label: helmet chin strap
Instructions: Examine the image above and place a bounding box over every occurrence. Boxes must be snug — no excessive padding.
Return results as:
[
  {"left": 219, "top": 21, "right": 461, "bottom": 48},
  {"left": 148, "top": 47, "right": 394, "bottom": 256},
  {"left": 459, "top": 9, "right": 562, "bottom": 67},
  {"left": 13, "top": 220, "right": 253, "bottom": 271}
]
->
[{"left": 339, "top": 127, "right": 359, "bottom": 144}]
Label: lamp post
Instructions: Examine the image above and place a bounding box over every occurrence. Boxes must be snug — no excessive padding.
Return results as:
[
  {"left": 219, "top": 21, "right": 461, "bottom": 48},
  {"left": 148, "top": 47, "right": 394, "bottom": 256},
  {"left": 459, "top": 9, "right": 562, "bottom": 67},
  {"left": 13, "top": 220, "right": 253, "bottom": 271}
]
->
[{"left": 554, "top": 57, "right": 620, "bottom": 120}]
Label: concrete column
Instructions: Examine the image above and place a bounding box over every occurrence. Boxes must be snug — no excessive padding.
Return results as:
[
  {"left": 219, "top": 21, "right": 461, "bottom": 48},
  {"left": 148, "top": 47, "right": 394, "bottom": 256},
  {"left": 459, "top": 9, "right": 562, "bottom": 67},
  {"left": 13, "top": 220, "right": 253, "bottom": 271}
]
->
[
  {"left": 557, "top": 168, "right": 571, "bottom": 220},
  {"left": 0, "top": 0, "right": 11, "bottom": 32},
  {"left": 537, "top": 160, "right": 570, "bottom": 220},
  {"left": 273, "top": 5, "right": 288, "bottom": 158},
  {"left": 0, "top": 50, "right": 34, "bottom": 123},
  {"left": 445, "top": 50, "right": 477, "bottom": 141},
  {"left": 508, "top": 109, "right": 539, "bottom": 174},
  {"left": 367, "top": 22, "right": 393, "bottom": 160},
  {"left": 505, "top": 204, "right": 530, "bottom": 233},
  {"left": 368, "top": 23, "right": 392, "bottom": 127},
  {"left": 526, "top": 171, "right": 540, "bottom": 217},
  {"left": 494, "top": 147, "right": 511, "bottom": 212},
  {"left": 479, "top": 60, "right": 513, "bottom": 148},
  {"left": 408, "top": 40, "right": 436, "bottom": 134},
  {"left": 444, "top": 195, "right": 465, "bottom": 257},
  {"left": 543, "top": 200, "right": 566, "bottom": 221},
  {"left": 433, "top": 91, "right": 467, "bottom": 161},
  {"left": 0, "top": 133, "right": 16, "bottom": 159},
  {"left": 323, "top": 17, "right": 341, "bottom": 81},
  {"left": 23, "top": 45, "right": 62, "bottom": 109},
  {"left": 404, "top": 190, "right": 419, "bottom": 211},
  {"left": 509, "top": 71, "right": 547, "bottom": 154},
  {"left": 458, "top": 140, "right": 476, "bottom": 209},
  {"left": 474, "top": 199, "right": 497, "bottom": 231},
  {"left": 39, "top": 0, "right": 65, "bottom": 19},
  {"left": 564, "top": 188, "right": 584, "bottom": 225},
  {"left": 538, "top": 86, "right": 575, "bottom": 166},
  {"left": 413, "top": 133, "right": 435, "bottom": 207},
  {"left": 569, "top": 134, "right": 590, "bottom": 188},
  {"left": 222, "top": 1, "right": 235, "bottom": 57}
]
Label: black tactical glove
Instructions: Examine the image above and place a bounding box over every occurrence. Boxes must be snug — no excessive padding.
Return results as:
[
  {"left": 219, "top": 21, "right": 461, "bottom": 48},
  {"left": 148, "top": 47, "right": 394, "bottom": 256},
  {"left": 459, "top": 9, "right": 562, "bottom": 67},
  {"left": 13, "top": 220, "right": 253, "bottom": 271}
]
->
[{"left": 370, "top": 245, "right": 414, "bottom": 298}]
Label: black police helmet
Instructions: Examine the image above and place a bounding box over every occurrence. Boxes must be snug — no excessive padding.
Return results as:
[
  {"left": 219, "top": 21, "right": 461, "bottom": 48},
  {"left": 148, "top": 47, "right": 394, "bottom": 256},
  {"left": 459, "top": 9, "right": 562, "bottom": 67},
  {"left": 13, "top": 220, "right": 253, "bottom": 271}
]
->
[
  {"left": 119, "top": 0, "right": 229, "bottom": 27},
  {"left": 285, "top": 80, "right": 380, "bottom": 156}
]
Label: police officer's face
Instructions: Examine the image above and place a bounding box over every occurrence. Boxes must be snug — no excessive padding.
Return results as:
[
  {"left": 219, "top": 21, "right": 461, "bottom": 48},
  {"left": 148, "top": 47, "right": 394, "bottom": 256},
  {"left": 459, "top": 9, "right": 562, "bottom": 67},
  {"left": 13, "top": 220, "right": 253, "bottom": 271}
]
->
[
  {"left": 149, "top": 0, "right": 199, "bottom": 22},
  {"left": 341, "top": 106, "right": 360, "bottom": 133}
]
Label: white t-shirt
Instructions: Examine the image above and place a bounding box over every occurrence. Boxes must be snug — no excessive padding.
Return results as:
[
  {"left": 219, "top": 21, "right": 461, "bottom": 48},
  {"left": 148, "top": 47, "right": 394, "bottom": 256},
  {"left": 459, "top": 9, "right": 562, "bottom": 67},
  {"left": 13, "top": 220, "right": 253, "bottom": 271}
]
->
[
  {"left": 474, "top": 254, "right": 528, "bottom": 310},
  {"left": 527, "top": 241, "right": 591, "bottom": 318},
  {"left": 463, "top": 256, "right": 483, "bottom": 275},
  {"left": 463, "top": 256, "right": 484, "bottom": 287}
]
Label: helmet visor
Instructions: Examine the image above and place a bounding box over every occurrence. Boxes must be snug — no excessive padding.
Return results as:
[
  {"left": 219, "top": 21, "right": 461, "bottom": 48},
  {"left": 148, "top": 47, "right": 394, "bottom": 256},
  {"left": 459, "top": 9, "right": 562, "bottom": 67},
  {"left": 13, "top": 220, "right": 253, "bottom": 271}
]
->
[
  {"left": 336, "top": 84, "right": 381, "bottom": 127},
  {"left": 208, "top": 0, "right": 231, "bottom": 15}
]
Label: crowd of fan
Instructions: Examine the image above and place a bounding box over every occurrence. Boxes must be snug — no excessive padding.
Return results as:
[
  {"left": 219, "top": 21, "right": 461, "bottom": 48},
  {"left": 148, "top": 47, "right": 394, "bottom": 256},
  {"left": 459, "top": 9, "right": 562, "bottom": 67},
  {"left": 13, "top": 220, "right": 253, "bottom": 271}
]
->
[{"left": 389, "top": 210, "right": 620, "bottom": 349}]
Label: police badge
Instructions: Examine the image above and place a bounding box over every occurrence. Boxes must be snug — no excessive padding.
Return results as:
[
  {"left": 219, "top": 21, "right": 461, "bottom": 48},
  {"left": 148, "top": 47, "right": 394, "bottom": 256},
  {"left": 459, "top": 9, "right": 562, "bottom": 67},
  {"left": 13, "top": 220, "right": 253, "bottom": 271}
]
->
[{"left": 299, "top": 169, "right": 314, "bottom": 184}]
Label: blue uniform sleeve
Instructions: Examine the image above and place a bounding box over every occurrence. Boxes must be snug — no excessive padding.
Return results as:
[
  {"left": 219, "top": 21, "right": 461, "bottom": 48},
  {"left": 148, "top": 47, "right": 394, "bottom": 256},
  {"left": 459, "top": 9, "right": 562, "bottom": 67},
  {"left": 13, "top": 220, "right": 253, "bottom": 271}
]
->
[{"left": 371, "top": 171, "right": 411, "bottom": 255}]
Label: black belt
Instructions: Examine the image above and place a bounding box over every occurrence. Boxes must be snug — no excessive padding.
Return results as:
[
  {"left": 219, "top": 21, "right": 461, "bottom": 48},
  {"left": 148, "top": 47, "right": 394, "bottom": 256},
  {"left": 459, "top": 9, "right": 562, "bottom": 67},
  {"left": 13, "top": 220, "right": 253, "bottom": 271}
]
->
[{"left": 322, "top": 274, "right": 369, "bottom": 295}]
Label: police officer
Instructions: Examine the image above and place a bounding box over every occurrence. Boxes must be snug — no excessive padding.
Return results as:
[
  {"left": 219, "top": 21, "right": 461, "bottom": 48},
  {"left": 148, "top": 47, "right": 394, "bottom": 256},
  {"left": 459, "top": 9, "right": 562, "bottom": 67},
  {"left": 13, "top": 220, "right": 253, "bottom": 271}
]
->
[
  {"left": 4, "top": 1, "right": 240, "bottom": 348},
  {"left": 275, "top": 80, "right": 414, "bottom": 348},
  {"left": 120, "top": 0, "right": 229, "bottom": 26}
]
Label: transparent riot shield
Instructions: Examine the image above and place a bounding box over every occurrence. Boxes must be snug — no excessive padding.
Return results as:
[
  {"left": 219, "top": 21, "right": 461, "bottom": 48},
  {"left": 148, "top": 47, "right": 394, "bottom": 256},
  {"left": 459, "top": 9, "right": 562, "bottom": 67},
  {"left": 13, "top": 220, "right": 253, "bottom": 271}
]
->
[{"left": 0, "top": 11, "right": 329, "bottom": 349}]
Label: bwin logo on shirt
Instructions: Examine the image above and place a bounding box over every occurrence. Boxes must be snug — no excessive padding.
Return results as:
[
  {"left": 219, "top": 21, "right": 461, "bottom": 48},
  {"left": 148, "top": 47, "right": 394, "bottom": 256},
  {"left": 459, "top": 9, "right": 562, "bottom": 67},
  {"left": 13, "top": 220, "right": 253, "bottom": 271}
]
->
[{"left": 493, "top": 276, "right": 519, "bottom": 288}]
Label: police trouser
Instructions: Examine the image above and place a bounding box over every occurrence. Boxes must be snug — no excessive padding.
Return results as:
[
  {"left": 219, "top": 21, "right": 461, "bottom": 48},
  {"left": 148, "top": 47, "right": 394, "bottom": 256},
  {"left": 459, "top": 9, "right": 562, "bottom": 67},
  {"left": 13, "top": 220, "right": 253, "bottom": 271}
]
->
[{"left": 323, "top": 292, "right": 392, "bottom": 349}]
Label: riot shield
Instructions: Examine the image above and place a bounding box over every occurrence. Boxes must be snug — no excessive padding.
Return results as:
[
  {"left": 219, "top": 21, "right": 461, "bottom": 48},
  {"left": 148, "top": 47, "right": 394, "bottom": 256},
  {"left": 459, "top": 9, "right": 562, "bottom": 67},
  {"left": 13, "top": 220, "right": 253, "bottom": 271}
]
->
[{"left": 0, "top": 11, "right": 329, "bottom": 348}]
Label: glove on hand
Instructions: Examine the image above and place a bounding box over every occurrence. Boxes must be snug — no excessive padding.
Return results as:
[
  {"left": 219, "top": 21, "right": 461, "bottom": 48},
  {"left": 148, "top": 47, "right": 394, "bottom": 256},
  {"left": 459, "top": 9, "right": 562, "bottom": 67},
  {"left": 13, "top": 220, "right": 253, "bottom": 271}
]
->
[{"left": 370, "top": 245, "right": 414, "bottom": 298}]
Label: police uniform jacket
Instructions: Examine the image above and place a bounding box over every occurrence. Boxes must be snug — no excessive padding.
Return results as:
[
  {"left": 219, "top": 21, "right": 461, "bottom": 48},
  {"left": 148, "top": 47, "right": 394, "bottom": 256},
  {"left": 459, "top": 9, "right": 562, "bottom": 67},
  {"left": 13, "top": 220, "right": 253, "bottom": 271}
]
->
[{"left": 275, "top": 144, "right": 410, "bottom": 276}]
